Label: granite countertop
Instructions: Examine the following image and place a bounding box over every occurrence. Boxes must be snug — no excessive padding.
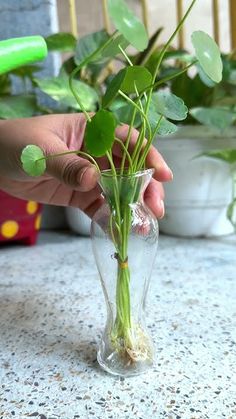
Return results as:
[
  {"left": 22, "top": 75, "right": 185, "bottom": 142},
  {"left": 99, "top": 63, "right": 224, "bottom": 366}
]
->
[{"left": 0, "top": 231, "right": 235, "bottom": 419}]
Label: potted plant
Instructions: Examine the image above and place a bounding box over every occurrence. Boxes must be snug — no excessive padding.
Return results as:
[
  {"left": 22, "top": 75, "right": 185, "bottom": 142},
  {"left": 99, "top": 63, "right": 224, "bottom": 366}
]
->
[
  {"left": 149, "top": 47, "right": 236, "bottom": 236},
  {"left": 0, "top": 36, "right": 47, "bottom": 245},
  {"left": 20, "top": 0, "right": 222, "bottom": 376}
]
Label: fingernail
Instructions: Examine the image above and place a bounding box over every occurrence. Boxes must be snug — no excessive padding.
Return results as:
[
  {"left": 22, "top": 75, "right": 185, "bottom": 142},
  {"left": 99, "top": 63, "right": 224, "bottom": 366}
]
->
[{"left": 159, "top": 199, "right": 165, "bottom": 219}]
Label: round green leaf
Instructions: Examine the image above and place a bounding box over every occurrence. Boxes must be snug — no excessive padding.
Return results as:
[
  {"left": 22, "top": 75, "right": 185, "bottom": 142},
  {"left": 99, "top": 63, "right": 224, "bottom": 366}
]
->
[
  {"left": 84, "top": 110, "right": 116, "bottom": 157},
  {"left": 103, "top": 66, "right": 152, "bottom": 107},
  {"left": 108, "top": 0, "right": 148, "bottom": 51},
  {"left": 21, "top": 145, "right": 46, "bottom": 177},
  {"left": 121, "top": 66, "right": 152, "bottom": 94},
  {"left": 191, "top": 31, "right": 223, "bottom": 83},
  {"left": 152, "top": 91, "right": 188, "bottom": 121}
]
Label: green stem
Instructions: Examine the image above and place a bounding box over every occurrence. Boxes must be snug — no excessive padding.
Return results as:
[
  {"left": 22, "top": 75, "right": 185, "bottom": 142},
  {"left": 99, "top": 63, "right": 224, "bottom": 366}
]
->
[
  {"left": 115, "top": 137, "right": 133, "bottom": 171},
  {"left": 144, "top": 0, "right": 197, "bottom": 125},
  {"left": 118, "top": 90, "right": 152, "bottom": 143},
  {"left": 118, "top": 45, "right": 133, "bottom": 66},
  {"left": 152, "top": 0, "right": 197, "bottom": 84},
  {"left": 69, "top": 30, "right": 118, "bottom": 121},
  {"left": 136, "top": 115, "right": 163, "bottom": 170},
  {"left": 138, "top": 60, "right": 198, "bottom": 97},
  {"left": 37, "top": 149, "right": 100, "bottom": 173},
  {"left": 120, "top": 107, "right": 137, "bottom": 175}
]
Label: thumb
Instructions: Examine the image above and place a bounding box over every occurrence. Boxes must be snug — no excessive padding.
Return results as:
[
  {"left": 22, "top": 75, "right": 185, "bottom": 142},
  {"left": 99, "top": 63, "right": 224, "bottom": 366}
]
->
[{"left": 45, "top": 143, "right": 99, "bottom": 192}]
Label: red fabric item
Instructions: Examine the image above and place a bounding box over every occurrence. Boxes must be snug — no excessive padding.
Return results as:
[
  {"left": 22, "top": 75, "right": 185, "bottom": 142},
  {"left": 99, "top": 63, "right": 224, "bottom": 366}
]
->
[{"left": 0, "top": 190, "right": 42, "bottom": 245}]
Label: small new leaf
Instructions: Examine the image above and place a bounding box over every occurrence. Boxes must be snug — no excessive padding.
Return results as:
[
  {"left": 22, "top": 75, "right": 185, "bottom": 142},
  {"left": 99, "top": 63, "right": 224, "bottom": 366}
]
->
[
  {"left": 21, "top": 145, "right": 46, "bottom": 177},
  {"left": 84, "top": 110, "right": 117, "bottom": 157}
]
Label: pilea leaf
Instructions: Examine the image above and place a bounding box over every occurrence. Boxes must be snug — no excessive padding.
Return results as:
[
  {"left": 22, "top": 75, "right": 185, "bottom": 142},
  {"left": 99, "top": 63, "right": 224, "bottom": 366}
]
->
[
  {"left": 102, "top": 66, "right": 152, "bottom": 107},
  {"left": 121, "top": 66, "right": 152, "bottom": 94},
  {"left": 191, "top": 31, "right": 223, "bottom": 83},
  {"left": 84, "top": 110, "right": 117, "bottom": 157},
  {"left": 21, "top": 145, "right": 46, "bottom": 177},
  {"left": 108, "top": 0, "right": 148, "bottom": 51}
]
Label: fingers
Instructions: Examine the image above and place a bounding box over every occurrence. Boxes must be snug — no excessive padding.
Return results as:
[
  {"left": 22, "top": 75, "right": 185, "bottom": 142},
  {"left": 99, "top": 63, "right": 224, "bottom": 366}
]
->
[
  {"left": 44, "top": 139, "right": 99, "bottom": 192},
  {"left": 144, "top": 178, "right": 165, "bottom": 219}
]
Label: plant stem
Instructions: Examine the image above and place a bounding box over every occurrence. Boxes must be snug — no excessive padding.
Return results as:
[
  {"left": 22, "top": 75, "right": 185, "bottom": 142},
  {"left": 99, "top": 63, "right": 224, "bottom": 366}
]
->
[
  {"left": 37, "top": 149, "right": 100, "bottom": 173},
  {"left": 115, "top": 138, "right": 133, "bottom": 171},
  {"left": 120, "top": 107, "right": 137, "bottom": 175},
  {"left": 69, "top": 30, "right": 119, "bottom": 121},
  {"left": 118, "top": 90, "right": 152, "bottom": 141}
]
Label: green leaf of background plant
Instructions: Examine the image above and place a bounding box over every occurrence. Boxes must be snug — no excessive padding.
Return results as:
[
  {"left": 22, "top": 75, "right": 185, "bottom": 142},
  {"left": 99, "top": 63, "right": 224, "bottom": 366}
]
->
[
  {"left": 110, "top": 101, "right": 142, "bottom": 127},
  {"left": 101, "top": 33, "right": 129, "bottom": 58},
  {"left": 121, "top": 66, "right": 152, "bottom": 93},
  {"left": 0, "top": 74, "right": 11, "bottom": 95},
  {"left": 0, "top": 95, "right": 38, "bottom": 119},
  {"left": 75, "top": 30, "right": 109, "bottom": 65},
  {"left": 152, "top": 90, "right": 188, "bottom": 121},
  {"left": 200, "top": 149, "right": 236, "bottom": 164},
  {"left": 45, "top": 33, "right": 76, "bottom": 52},
  {"left": 227, "top": 198, "right": 236, "bottom": 227},
  {"left": 148, "top": 96, "right": 178, "bottom": 136},
  {"left": 34, "top": 75, "right": 98, "bottom": 111},
  {"left": 190, "top": 107, "right": 236, "bottom": 130},
  {"left": 157, "top": 117, "right": 178, "bottom": 136},
  {"left": 21, "top": 145, "right": 46, "bottom": 177},
  {"left": 11, "top": 65, "right": 42, "bottom": 79},
  {"left": 84, "top": 110, "right": 117, "bottom": 157},
  {"left": 171, "top": 72, "right": 212, "bottom": 110},
  {"left": 102, "top": 69, "right": 126, "bottom": 108},
  {"left": 191, "top": 31, "right": 223, "bottom": 83},
  {"left": 108, "top": 0, "right": 148, "bottom": 51}
]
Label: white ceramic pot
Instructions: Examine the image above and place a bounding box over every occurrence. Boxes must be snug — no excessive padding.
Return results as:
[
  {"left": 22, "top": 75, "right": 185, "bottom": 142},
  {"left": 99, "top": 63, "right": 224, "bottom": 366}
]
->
[
  {"left": 154, "top": 126, "right": 236, "bottom": 237},
  {"left": 66, "top": 207, "right": 91, "bottom": 236}
]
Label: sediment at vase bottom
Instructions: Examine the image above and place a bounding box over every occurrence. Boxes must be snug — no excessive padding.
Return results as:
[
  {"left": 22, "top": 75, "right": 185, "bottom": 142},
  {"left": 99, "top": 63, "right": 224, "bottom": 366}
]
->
[{"left": 97, "top": 332, "right": 154, "bottom": 377}]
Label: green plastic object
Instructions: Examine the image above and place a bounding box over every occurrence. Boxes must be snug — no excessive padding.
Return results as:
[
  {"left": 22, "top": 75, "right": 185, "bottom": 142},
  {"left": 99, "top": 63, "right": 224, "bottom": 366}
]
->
[{"left": 0, "top": 36, "right": 48, "bottom": 75}]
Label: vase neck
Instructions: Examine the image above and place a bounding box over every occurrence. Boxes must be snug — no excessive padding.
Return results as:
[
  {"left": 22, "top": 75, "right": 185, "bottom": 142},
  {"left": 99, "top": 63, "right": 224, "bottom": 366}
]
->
[{"left": 99, "top": 169, "right": 154, "bottom": 207}]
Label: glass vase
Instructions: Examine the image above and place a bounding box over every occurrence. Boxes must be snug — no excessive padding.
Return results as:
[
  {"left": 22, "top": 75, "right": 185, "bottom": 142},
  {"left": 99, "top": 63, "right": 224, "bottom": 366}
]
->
[{"left": 91, "top": 169, "right": 159, "bottom": 377}]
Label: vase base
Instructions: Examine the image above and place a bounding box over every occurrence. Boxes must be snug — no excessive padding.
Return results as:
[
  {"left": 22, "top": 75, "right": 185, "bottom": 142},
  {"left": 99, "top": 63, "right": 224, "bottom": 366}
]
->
[{"left": 97, "top": 348, "right": 153, "bottom": 377}]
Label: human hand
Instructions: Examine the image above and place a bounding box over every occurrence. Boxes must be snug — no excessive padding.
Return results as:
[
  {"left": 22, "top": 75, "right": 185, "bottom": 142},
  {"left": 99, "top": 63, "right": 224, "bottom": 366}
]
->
[{"left": 0, "top": 114, "right": 172, "bottom": 218}]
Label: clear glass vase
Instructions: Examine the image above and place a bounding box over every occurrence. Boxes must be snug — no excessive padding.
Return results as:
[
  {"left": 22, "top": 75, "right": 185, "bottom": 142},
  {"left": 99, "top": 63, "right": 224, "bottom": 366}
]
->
[{"left": 91, "top": 169, "right": 159, "bottom": 377}]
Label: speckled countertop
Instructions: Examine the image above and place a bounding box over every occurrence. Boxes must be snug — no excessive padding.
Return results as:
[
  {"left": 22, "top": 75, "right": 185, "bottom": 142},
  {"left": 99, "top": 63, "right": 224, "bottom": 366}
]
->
[{"left": 0, "top": 231, "right": 236, "bottom": 419}]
